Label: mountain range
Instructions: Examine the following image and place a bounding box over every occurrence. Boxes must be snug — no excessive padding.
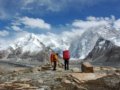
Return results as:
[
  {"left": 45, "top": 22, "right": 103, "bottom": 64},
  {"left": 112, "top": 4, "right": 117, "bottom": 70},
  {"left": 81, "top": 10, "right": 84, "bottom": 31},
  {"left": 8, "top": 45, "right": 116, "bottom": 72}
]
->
[{"left": 0, "top": 19, "right": 120, "bottom": 67}]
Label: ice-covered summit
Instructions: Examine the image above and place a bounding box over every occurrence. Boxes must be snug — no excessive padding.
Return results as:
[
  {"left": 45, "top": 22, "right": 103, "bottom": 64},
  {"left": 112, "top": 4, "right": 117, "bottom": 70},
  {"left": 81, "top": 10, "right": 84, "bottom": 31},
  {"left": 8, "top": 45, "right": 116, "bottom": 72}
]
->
[{"left": 10, "top": 33, "right": 45, "bottom": 53}]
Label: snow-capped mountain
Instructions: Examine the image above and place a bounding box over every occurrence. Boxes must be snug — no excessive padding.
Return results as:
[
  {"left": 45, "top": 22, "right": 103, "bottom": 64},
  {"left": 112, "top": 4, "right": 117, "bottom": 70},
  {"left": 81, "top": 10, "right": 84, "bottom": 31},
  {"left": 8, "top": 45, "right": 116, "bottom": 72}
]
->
[
  {"left": 69, "top": 25, "right": 120, "bottom": 59},
  {"left": 10, "top": 33, "right": 45, "bottom": 53},
  {"left": 0, "top": 33, "right": 68, "bottom": 60},
  {"left": 11, "top": 33, "right": 70, "bottom": 54},
  {"left": 86, "top": 37, "right": 120, "bottom": 67},
  {"left": 7, "top": 33, "right": 50, "bottom": 63},
  {"left": 86, "top": 37, "right": 114, "bottom": 60},
  {"left": 69, "top": 29, "right": 99, "bottom": 59},
  {"left": 5, "top": 33, "right": 71, "bottom": 61}
]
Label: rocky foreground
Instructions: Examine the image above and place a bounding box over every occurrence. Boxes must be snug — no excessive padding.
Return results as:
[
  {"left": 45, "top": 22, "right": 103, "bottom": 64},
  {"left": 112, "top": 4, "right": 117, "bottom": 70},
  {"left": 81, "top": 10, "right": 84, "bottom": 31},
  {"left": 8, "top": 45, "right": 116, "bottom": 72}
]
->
[{"left": 0, "top": 63, "right": 120, "bottom": 90}]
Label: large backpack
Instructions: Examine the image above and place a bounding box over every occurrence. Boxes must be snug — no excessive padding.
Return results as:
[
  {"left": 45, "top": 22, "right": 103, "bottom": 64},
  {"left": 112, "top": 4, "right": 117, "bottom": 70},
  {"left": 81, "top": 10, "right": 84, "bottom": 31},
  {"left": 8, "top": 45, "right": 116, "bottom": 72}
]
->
[
  {"left": 63, "top": 50, "right": 70, "bottom": 60},
  {"left": 50, "top": 53, "right": 58, "bottom": 62}
]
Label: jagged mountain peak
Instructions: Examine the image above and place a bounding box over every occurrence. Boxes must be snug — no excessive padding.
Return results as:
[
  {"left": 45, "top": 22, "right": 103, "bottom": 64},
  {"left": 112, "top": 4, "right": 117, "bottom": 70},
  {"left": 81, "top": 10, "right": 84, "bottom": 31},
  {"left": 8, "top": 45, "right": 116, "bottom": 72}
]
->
[
  {"left": 9, "top": 33, "right": 45, "bottom": 53},
  {"left": 95, "top": 37, "right": 113, "bottom": 47},
  {"left": 6, "top": 33, "right": 50, "bottom": 62},
  {"left": 86, "top": 37, "right": 114, "bottom": 59},
  {"left": 85, "top": 37, "right": 120, "bottom": 67},
  {"left": 16, "top": 33, "right": 40, "bottom": 43}
]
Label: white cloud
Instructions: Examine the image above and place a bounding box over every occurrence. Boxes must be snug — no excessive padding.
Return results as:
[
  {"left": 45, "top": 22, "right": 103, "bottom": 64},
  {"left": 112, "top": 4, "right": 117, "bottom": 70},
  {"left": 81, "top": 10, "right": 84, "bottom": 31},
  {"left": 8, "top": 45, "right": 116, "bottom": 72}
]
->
[
  {"left": 86, "top": 16, "right": 99, "bottom": 21},
  {"left": 22, "top": 0, "right": 112, "bottom": 12},
  {"left": 0, "top": 39, "right": 9, "bottom": 50},
  {"left": 61, "top": 29, "right": 84, "bottom": 40},
  {"left": 14, "top": 31, "right": 30, "bottom": 39},
  {"left": 22, "top": 0, "right": 64, "bottom": 12},
  {"left": 23, "top": 0, "right": 34, "bottom": 6},
  {"left": 11, "top": 26, "right": 22, "bottom": 32},
  {"left": 72, "top": 17, "right": 110, "bottom": 29},
  {"left": 60, "top": 16, "right": 120, "bottom": 41},
  {"left": 0, "top": 30, "right": 9, "bottom": 37},
  {"left": 9, "top": 16, "right": 51, "bottom": 31},
  {"left": 19, "top": 17, "right": 51, "bottom": 30},
  {"left": 114, "top": 19, "right": 120, "bottom": 31}
]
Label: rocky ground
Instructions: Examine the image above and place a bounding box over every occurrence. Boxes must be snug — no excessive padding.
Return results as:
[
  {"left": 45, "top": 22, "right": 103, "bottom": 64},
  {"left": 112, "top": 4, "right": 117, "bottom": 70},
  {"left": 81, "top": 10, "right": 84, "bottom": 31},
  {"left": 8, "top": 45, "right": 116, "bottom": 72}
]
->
[{"left": 0, "top": 60, "right": 120, "bottom": 90}]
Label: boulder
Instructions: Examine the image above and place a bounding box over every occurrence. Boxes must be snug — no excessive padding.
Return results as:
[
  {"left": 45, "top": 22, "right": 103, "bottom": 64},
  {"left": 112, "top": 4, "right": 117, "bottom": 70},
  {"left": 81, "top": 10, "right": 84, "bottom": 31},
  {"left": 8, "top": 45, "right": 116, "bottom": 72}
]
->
[{"left": 81, "top": 62, "right": 94, "bottom": 73}]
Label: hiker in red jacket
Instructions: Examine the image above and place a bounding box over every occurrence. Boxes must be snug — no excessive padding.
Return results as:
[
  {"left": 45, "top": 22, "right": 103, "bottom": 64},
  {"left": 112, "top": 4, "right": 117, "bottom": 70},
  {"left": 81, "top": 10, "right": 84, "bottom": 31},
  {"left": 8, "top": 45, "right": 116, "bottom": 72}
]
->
[
  {"left": 50, "top": 51, "right": 58, "bottom": 71},
  {"left": 63, "top": 50, "right": 70, "bottom": 70}
]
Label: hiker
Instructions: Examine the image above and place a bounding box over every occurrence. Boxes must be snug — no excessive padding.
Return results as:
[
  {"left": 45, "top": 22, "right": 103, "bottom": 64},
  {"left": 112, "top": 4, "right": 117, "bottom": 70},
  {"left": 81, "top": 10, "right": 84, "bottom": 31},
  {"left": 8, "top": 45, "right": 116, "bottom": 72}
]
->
[
  {"left": 63, "top": 50, "right": 70, "bottom": 70},
  {"left": 50, "top": 51, "right": 54, "bottom": 66},
  {"left": 50, "top": 52, "right": 58, "bottom": 71}
]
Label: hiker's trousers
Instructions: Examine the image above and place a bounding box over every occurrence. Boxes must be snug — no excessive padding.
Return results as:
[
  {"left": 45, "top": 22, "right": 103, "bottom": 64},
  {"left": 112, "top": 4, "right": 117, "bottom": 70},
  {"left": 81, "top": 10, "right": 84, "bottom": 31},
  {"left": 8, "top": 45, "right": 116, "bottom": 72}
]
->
[{"left": 64, "top": 60, "right": 69, "bottom": 70}]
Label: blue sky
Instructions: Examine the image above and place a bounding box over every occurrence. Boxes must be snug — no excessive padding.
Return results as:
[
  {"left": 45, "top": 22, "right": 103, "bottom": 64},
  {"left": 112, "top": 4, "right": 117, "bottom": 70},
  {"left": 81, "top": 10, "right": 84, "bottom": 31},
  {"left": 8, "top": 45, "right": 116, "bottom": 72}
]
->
[{"left": 0, "top": 0, "right": 120, "bottom": 38}]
